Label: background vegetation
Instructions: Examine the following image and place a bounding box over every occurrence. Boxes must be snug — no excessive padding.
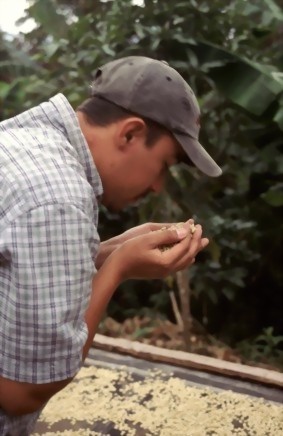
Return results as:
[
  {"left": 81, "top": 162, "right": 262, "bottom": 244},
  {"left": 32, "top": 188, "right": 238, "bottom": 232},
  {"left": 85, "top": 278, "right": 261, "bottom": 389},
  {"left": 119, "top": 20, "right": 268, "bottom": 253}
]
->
[{"left": 0, "top": 0, "right": 282, "bottom": 368}]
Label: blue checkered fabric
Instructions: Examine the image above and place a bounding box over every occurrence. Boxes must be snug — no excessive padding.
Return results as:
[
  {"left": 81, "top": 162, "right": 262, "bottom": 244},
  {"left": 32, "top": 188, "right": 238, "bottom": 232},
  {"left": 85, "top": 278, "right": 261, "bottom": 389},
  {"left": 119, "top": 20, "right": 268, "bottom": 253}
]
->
[{"left": 0, "top": 94, "right": 103, "bottom": 435}]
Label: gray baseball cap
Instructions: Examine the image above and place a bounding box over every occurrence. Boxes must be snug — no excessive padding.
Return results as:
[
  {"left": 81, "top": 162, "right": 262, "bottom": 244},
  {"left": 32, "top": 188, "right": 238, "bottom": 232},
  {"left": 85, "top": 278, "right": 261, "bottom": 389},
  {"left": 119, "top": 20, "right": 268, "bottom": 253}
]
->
[{"left": 91, "top": 56, "right": 222, "bottom": 177}]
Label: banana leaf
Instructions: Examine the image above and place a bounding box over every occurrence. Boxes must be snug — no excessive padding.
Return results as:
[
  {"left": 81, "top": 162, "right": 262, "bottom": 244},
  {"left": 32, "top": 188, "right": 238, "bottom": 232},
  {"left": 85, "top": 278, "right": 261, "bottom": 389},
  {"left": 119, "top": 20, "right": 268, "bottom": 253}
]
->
[
  {"left": 27, "top": 0, "right": 68, "bottom": 39},
  {"left": 189, "top": 40, "right": 283, "bottom": 128}
]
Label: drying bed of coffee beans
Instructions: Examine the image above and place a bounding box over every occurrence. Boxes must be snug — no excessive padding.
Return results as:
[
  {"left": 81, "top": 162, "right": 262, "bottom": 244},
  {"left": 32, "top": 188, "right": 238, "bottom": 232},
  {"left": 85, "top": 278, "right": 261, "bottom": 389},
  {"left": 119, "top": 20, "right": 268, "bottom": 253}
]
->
[{"left": 33, "top": 365, "right": 283, "bottom": 436}]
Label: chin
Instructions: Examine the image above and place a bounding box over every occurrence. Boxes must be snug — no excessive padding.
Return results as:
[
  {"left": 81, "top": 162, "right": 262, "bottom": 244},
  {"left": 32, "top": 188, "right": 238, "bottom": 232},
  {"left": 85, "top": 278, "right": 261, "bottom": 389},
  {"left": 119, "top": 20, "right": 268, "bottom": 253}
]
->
[
  {"left": 101, "top": 196, "right": 132, "bottom": 212},
  {"left": 101, "top": 201, "right": 123, "bottom": 213}
]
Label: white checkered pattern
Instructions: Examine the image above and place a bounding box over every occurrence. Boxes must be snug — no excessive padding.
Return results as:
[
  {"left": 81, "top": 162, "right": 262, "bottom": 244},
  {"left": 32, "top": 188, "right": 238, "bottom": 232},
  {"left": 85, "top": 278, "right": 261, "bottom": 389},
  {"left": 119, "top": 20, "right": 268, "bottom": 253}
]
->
[{"left": 0, "top": 94, "right": 103, "bottom": 434}]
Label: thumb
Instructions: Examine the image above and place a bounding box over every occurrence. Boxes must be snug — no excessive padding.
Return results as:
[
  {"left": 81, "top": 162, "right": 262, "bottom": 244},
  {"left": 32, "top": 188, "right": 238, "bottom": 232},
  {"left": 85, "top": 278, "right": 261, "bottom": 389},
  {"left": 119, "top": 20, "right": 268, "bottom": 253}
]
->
[{"left": 149, "top": 226, "right": 188, "bottom": 249}]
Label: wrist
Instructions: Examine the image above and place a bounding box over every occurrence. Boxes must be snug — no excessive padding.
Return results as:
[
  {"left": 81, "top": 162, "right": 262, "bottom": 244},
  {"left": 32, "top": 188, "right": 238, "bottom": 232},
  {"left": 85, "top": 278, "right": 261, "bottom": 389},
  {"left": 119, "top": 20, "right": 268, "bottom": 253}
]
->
[
  {"left": 102, "top": 249, "right": 126, "bottom": 284},
  {"left": 106, "top": 245, "right": 130, "bottom": 283},
  {"left": 96, "top": 238, "right": 120, "bottom": 269}
]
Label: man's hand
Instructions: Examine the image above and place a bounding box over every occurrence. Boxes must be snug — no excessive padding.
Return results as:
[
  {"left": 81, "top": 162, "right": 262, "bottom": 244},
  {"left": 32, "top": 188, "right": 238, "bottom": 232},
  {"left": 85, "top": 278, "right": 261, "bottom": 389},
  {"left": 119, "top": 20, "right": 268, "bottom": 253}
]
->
[
  {"left": 96, "top": 221, "right": 190, "bottom": 269},
  {"left": 85, "top": 221, "right": 209, "bottom": 360},
  {"left": 107, "top": 223, "right": 209, "bottom": 281},
  {"left": 117, "top": 222, "right": 174, "bottom": 242},
  {"left": 95, "top": 220, "right": 208, "bottom": 270}
]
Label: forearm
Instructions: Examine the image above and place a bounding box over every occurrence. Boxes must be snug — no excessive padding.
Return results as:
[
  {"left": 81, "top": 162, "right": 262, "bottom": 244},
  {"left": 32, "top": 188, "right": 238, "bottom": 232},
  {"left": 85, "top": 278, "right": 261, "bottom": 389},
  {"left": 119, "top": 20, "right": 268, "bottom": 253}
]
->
[
  {"left": 95, "top": 236, "right": 121, "bottom": 269},
  {"left": 0, "top": 375, "right": 72, "bottom": 416},
  {"left": 83, "top": 253, "right": 122, "bottom": 360}
]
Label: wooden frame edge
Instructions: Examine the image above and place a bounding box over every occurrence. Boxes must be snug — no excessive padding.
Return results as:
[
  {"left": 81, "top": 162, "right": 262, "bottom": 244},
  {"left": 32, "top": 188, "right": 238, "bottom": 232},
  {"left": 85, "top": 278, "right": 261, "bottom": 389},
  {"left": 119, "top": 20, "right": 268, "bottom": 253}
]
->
[{"left": 92, "top": 334, "right": 283, "bottom": 388}]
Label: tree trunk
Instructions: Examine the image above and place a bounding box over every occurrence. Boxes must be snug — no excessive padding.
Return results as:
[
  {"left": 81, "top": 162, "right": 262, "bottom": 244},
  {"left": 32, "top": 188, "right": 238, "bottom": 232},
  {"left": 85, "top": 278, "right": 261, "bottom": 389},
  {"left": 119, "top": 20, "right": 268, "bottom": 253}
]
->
[{"left": 175, "top": 270, "right": 192, "bottom": 351}]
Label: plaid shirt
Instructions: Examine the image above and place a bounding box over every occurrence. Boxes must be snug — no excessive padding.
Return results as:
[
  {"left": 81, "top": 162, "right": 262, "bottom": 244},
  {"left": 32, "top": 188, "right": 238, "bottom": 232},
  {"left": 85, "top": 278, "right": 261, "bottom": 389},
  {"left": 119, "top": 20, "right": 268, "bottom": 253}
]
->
[{"left": 0, "top": 94, "right": 103, "bottom": 435}]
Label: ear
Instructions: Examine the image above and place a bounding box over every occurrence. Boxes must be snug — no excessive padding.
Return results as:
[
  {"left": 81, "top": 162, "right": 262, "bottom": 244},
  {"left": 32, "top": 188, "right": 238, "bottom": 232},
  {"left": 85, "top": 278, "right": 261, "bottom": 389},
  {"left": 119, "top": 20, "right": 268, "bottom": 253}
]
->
[{"left": 117, "top": 117, "right": 147, "bottom": 150}]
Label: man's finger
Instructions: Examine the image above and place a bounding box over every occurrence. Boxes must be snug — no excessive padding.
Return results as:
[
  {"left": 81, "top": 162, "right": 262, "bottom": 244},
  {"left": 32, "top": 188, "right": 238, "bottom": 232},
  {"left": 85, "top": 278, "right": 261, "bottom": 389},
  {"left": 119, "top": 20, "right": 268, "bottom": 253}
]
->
[
  {"left": 174, "top": 236, "right": 209, "bottom": 270},
  {"left": 148, "top": 222, "right": 174, "bottom": 231},
  {"left": 186, "top": 224, "right": 202, "bottom": 256},
  {"left": 149, "top": 226, "right": 189, "bottom": 249},
  {"left": 149, "top": 219, "right": 194, "bottom": 233},
  {"left": 200, "top": 238, "right": 209, "bottom": 249}
]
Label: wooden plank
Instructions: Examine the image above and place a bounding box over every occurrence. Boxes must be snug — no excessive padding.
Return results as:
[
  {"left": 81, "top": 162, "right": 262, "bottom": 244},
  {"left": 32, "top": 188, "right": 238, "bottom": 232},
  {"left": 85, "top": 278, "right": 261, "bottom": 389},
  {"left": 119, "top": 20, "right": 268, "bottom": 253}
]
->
[{"left": 93, "top": 334, "right": 283, "bottom": 388}]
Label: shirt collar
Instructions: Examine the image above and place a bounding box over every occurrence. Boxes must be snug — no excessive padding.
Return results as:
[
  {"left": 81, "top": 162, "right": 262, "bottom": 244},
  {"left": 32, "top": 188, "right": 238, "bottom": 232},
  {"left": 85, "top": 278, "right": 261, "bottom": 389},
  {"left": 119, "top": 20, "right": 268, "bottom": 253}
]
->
[{"left": 49, "top": 93, "right": 103, "bottom": 198}]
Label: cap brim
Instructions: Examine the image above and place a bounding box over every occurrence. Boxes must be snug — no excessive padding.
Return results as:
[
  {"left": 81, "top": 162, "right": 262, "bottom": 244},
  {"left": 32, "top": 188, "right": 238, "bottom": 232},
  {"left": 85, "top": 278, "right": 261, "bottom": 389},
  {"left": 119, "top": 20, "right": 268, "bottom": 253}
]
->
[{"left": 173, "top": 133, "right": 222, "bottom": 177}]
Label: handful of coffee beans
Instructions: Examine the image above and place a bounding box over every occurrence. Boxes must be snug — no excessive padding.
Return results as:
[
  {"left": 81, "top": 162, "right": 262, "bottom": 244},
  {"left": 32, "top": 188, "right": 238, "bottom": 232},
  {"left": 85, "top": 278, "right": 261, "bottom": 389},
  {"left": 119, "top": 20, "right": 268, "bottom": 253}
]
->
[{"left": 158, "top": 222, "right": 196, "bottom": 252}]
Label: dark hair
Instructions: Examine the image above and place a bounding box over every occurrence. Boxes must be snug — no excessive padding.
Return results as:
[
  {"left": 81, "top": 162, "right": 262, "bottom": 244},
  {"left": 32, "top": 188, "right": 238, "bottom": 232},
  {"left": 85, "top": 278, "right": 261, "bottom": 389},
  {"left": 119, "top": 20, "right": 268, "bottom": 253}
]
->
[{"left": 77, "top": 96, "right": 168, "bottom": 146}]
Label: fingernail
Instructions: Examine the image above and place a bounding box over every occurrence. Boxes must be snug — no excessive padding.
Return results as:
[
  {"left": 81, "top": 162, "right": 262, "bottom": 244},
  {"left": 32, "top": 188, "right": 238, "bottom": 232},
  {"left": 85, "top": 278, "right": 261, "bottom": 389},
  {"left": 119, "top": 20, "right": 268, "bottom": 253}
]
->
[{"left": 176, "top": 228, "right": 188, "bottom": 239}]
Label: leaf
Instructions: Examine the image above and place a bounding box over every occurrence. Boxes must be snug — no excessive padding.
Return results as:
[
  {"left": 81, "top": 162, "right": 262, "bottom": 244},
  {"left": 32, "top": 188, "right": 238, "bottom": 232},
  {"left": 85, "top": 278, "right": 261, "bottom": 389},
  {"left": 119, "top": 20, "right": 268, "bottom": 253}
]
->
[
  {"left": 208, "top": 241, "right": 221, "bottom": 263},
  {"left": 102, "top": 44, "right": 116, "bottom": 57},
  {"left": 207, "top": 288, "right": 218, "bottom": 304},
  {"left": 134, "top": 23, "right": 146, "bottom": 39},
  {"left": 261, "top": 187, "right": 283, "bottom": 207},
  {"left": 173, "top": 17, "right": 185, "bottom": 25},
  {"left": 262, "top": 0, "right": 283, "bottom": 21},
  {"left": 200, "top": 60, "right": 227, "bottom": 73},
  {"left": 187, "top": 40, "right": 283, "bottom": 122},
  {"left": 186, "top": 48, "right": 199, "bottom": 69},
  {"left": 44, "top": 41, "right": 61, "bottom": 58},
  {"left": 222, "top": 287, "right": 236, "bottom": 301},
  {"left": 132, "top": 327, "right": 153, "bottom": 339},
  {"left": 0, "top": 82, "right": 12, "bottom": 99},
  {"left": 226, "top": 273, "right": 245, "bottom": 287},
  {"left": 151, "top": 38, "right": 161, "bottom": 51},
  {"left": 0, "top": 39, "right": 41, "bottom": 73},
  {"left": 28, "top": 0, "right": 68, "bottom": 39},
  {"left": 273, "top": 99, "right": 283, "bottom": 130},
  {"left": 174, "top": 34, "right": 196, "bottom": 45}
]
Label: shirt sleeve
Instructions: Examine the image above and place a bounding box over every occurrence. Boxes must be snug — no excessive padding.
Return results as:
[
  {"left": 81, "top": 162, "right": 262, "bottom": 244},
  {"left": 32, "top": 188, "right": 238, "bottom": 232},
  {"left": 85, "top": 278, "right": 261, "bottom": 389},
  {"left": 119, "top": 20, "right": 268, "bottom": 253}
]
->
[{"left": 0, "top": 202, "right": 99, "bottom": 384}]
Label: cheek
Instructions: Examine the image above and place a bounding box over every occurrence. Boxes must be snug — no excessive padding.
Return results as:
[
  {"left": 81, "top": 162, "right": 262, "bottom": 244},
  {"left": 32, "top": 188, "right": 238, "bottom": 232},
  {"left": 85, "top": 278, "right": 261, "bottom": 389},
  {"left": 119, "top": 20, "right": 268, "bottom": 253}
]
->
[
  {"left": 136, "top": 166, "right": 161, "bottom": 187},
  {"left": 126, "top": 154, "right": 164, "bottom": 188},
  {"left": 137, "top": 158, "right": 162, "bottom": 176}
]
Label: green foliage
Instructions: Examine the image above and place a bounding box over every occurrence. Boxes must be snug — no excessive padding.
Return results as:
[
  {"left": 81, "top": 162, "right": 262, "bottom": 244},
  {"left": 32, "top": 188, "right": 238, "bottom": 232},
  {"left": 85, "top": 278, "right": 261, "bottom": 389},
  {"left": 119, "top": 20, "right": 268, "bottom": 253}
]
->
[
  {"left": 236, "top": 327, "right": 283, "bottom": 367},
  {"left": 0, "top": 0, "right": 282, "bottom": 353}
]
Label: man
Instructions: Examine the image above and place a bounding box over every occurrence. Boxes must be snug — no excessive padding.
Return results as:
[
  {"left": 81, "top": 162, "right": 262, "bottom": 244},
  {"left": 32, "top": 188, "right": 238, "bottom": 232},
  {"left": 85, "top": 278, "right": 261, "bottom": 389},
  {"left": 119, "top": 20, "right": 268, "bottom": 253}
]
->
[{"left": 0, "top": 56, "right": 222, "bottom": 435}]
